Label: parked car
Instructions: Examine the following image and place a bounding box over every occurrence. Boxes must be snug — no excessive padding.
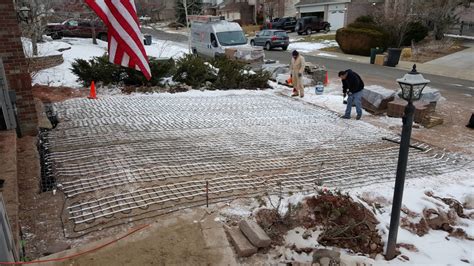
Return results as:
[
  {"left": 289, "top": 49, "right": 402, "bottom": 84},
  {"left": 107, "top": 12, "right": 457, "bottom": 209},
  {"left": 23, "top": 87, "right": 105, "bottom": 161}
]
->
[
  {"left": 250, "top": 29, "right": 289, "bottom": 51},
  {"left": 270, "top": 17, "right": 297, "bottom": 32},
  {"left": 45, "top": 19, "right": 108, "bottom": 40},
  {"left": 295, "top": 16, "right": 330, "bottom": 35}
]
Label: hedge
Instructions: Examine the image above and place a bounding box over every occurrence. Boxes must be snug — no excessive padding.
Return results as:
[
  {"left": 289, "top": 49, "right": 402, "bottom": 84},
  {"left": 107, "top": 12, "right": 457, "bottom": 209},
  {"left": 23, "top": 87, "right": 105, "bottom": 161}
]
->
[{"left": 336, "top": 27, "right": 389, "bottom": 56}]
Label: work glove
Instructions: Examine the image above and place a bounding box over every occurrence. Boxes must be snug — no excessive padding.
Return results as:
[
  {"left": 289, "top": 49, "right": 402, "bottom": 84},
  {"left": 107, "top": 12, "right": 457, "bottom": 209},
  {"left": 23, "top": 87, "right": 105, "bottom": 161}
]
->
[
  {"left": 348, "top": 92, "right": 352, "bottom": 96},
  {"left": 298, "top": 73, "right": 302, "bottom": 77}
]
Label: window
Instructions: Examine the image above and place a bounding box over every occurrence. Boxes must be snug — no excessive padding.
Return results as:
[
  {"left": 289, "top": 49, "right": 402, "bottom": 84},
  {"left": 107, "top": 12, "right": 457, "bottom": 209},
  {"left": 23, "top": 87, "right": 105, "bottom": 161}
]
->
[
  {"left": 216, "top": 31, "right": 246, "bottom": 46},
  {"left": 67, "top": 20, "right": 79, "bottom": 27},
  {"left": 210, "top": 33, "right": 218, "bottom": 47},
  {"left": 274, "top": 31, "right": 288, "bottom": 37}
]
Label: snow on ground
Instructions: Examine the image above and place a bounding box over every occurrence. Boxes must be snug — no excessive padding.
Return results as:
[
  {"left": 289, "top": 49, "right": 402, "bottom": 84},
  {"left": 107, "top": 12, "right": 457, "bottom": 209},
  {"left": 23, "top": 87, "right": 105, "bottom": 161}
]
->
[
  {"left": 31, "top": 37, "right": 189, "bottom": 88},
  {"left": 288, "top": 40, "right": 338, "bottom": 53},
  {"left": 32, "top": 38, "right": 108, "bottom": 87},
  {"left": 144, "top": 38, "right": 189, "bottom": 59},
  {"left": 317, "top": 52, "right": 338, "bottom": 57},
  {"left": 218, "top": 167, "right": 474, "bottom": 265},
  {"left": 22, "top": 37, "right": 71, "bottom": 57}
]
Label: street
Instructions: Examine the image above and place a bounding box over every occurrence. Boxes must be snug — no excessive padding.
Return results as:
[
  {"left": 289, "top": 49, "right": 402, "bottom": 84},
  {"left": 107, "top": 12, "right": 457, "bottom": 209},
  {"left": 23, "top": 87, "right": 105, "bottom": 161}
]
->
[{"left": 143, "top": 27, "right": 473, "bottom": 104}]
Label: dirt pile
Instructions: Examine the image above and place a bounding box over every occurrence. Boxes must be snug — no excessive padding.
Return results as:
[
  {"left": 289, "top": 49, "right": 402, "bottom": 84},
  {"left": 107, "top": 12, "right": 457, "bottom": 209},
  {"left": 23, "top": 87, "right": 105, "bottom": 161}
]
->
[{"left": 255, "top": 191, "right": 384, "bottom": 256}]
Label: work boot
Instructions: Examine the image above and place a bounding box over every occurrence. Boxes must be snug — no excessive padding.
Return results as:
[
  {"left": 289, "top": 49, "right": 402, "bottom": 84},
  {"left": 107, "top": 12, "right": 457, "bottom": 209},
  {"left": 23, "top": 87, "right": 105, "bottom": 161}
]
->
[
  {"left": 291, "top": 93, "right": 298, "bottom": 97},
  {"left": 356, "top": 115, "right": 362, "bottom": 120},
  {"left": 340, "top": 115, "right": 350, "bottom": 119}
]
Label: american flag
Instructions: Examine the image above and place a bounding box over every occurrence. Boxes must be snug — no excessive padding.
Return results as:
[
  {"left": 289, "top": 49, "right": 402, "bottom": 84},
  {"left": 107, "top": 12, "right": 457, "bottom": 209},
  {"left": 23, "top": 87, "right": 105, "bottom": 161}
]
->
[{"left": 85, "top": 0, "right": 151, "bottom": 80}]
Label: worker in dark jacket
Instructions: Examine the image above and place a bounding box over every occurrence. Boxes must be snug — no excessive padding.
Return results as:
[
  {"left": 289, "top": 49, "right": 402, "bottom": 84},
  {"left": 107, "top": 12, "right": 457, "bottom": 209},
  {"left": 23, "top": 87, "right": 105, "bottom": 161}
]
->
[{"left": 339, "top": 69, "right": 364, "bottom": 120}]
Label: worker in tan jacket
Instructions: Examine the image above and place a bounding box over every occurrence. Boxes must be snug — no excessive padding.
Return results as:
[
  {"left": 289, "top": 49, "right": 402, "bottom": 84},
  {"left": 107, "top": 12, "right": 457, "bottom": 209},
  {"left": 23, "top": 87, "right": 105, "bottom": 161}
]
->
[{"left": 290, "top": 50, "right": 306, "bottom": 97}]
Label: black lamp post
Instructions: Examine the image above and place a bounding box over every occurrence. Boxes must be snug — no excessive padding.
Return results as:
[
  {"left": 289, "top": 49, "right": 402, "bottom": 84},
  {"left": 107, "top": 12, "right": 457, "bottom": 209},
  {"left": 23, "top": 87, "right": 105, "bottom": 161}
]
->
[{"left": 386, "top": 64, "right": 430, "bottom": 260}]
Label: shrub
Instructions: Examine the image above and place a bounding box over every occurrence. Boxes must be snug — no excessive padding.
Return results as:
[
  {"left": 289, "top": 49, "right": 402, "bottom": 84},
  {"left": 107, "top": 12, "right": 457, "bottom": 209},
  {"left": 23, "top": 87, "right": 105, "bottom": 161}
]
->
[
  {"left": 210, "top": 57, "right": 271, "bottom": 90},
  {"left": 354, "top": 15, "right": 375, "bottom": 24},
  {"left": 403, "top": 21, "right": 429, "bottom": 46},
  {"left": 241, "top": 69, "right": 271, "bottom": 89},
  {"left": 72, "top": 55, "right": 176, "bottom": 87},
  {"left": 336, "top": 27, "right": 389, "bottom": 56},
  {"left": 211, "top": 57, "right": 247, "bottom": 89},
  {"left": 122, "top": 58, "right": 175, "bottom": 86},
  {"left": 173, "top": 54, "right": 214, "bottom": 88},
  {"left": 71, "top": 54, "right": 121, "bottom": 87}
]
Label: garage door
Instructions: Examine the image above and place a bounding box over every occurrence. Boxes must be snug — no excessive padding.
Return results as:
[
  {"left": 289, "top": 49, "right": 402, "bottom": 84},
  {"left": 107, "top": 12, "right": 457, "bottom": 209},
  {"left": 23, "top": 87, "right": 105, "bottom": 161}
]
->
[{"left": 328, "top": 10, "right": 345, "bottom": 30}]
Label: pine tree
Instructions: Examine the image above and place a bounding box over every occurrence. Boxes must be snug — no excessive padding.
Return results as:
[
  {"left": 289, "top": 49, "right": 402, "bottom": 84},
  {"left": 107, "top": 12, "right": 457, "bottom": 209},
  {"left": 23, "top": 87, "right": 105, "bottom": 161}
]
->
[{"left": 175, "top": 0, "right": 203, "bottom": 25}]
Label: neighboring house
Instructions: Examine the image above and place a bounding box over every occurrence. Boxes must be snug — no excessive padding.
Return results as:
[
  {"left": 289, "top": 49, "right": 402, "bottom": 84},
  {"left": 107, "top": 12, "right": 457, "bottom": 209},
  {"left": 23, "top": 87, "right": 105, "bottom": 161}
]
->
[
  {"left": 217, "top": 0, "right": 256, "bottom": 25},
  {"left": 203, "top": 0, "right": 218, "bottom": 15},
  {"left": 294, "top": 0, "right": 379, "bottom": 31}
]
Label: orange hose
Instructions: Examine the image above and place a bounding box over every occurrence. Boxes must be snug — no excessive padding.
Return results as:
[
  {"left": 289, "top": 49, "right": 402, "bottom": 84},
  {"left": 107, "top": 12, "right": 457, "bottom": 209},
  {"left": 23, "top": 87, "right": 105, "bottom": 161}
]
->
[{"left": 0, "top": 224, "right": 150, "bottom": 265}]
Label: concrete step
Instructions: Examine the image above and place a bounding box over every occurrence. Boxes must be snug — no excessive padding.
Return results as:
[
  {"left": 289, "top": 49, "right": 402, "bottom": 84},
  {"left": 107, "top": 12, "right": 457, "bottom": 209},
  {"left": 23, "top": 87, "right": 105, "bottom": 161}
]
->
[
  {"left": 239, "top": 219, "right": 271, "bottom": 248},
  {"left": 226, "top": 226, "right": 258, "bottom": 257}
]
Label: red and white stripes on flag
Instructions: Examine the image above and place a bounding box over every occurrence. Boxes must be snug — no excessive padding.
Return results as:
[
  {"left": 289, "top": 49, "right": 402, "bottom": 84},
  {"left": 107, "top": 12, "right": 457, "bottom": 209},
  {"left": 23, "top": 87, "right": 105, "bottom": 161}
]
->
[{"left": 85, "top": 0, "right": 151, "bottom": 80}]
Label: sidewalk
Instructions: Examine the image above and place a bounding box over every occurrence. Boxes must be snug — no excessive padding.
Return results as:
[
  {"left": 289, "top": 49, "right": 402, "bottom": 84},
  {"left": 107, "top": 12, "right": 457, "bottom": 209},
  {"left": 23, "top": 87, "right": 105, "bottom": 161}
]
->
[{"left": 308, "top": 47, "right": 474, "bottom": 81}]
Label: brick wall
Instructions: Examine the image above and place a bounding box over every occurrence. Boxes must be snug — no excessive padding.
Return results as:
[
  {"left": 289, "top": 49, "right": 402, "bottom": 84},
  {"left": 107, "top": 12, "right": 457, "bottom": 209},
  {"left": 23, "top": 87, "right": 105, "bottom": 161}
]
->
[
  {"left": 0, "top": 0, "right": 37, "bottom": 135},
  {"left": 29, "top": 54, "right": 64, "bottom": 73}
]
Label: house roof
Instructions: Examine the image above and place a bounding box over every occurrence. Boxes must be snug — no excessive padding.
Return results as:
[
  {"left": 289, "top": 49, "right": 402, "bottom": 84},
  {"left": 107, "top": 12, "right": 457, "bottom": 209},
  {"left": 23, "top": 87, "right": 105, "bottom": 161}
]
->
[{"left": 295, "top": 0, "right": 351, "bottom": 7}]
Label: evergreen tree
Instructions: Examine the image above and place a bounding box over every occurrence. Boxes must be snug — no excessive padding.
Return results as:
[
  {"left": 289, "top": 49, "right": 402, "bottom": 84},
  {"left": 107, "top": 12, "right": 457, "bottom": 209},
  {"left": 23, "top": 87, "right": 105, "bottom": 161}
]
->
[{"left": 175, "top": 0, "right": 203, "bottom": 25}]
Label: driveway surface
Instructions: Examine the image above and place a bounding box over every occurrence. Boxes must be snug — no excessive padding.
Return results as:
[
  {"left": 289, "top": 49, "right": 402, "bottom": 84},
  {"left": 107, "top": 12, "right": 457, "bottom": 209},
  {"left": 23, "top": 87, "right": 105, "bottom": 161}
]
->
[{"left": 42, "top": 92, "right": 464, "bottom": 236}]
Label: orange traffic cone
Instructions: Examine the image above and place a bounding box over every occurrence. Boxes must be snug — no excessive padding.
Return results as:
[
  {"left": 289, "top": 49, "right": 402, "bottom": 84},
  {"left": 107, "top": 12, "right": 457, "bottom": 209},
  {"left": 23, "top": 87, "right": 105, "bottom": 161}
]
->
[
  {"left": 88, "top": 81, "right": 97, "bottom": 99},
  {"left": 324, "top": 72, "right": 329, "bottom": 85}
]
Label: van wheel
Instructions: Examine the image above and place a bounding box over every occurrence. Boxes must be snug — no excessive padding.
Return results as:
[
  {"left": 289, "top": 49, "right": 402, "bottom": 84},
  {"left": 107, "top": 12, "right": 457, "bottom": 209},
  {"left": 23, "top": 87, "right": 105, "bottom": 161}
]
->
[
  {"left": 306, "top": 28, "right": 312, "bottom": 35},
  {"left": 324, "top": 25, "right": 330, "bottom": 33},
  {"left": 250, "top": 40, "right": 255, "bottom": 46},
  {"left": 265, "top": 42, "right": 271, "bottom": 51},
  {"left": 282, "top": 46, "right": 288, "bottom": 51},
  {"left": 297, "top": 32, "right": 302, "bottom": 36}
]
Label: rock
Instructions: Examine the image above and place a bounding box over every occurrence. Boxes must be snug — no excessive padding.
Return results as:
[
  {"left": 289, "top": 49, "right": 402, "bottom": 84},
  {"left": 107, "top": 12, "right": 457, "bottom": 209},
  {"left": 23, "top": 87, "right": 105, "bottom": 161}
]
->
[
  {"left": 302, "top": 230, "right": 312, "bottom": 239},
  {"left": 239, "top": 219, "right": 271, "bottom": 248},
  {"left": 226, "top": 226, "right": 257, "bottom": 257},
  {"left": 43, "top": 242, "right": 71, "bottom": 256},
  {"left": 370, "top": 243, "right": 378, "bottom": 251},
  {"left": 319, "top": 257, "right": 331, "bottom": 266},
  {"left": 312, "top": 248, "right": 341, "bottom": 264},
  {"left": 463, "top": 194, "right": 474, "bottom": 209}
]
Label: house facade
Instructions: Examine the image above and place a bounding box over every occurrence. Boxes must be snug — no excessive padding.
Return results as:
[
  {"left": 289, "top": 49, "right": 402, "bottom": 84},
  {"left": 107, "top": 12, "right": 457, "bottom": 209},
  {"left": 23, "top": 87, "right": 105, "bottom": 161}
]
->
[{"left": 294, "top": 0, "right": 380, "bottom": 31}]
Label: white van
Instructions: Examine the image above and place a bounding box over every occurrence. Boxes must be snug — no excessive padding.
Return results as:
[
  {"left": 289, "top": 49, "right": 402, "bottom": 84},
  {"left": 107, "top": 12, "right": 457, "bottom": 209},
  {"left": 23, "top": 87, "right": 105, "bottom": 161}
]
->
[{"left": 190, "top": 16, "right": 261, "bottom": 60}]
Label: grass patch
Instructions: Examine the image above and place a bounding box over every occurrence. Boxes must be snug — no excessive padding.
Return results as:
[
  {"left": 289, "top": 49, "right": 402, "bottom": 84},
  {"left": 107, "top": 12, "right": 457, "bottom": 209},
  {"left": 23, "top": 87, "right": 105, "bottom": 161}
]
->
[
  {"left": 300, "top": 34, "right": 336, "bottom": 42},
  {"left": 319, "top": 46, "right": 341, "bottom": 53}
]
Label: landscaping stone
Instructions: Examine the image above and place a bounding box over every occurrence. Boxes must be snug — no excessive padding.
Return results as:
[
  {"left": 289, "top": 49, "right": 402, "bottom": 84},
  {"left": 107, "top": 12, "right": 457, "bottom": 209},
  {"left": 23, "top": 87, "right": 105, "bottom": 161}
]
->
[
  {"left": 312, "top": 248, "right": 341, "bottom": 265},
  {"left": 226, "top": 226, "right": 258, "bottom": 257},
  {"left": 239, "top": 219, "right": 271, "bottom": 248},
  {"left": 43, "top": 242, "right": 71, "bottom": 256}
]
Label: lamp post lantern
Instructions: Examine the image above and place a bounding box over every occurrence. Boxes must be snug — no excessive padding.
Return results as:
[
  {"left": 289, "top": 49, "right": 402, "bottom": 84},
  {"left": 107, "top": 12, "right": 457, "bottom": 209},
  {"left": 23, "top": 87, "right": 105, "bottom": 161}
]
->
[{"left": 386, "top": 64, "right": 430, "bottom": 259}]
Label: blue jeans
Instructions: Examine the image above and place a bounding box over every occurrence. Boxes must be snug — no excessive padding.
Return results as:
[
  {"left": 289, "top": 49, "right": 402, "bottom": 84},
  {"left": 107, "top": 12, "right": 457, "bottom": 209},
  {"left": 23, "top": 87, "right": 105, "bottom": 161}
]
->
[{"left": 345, "top": 90, "right": 363, "bottom": 117}]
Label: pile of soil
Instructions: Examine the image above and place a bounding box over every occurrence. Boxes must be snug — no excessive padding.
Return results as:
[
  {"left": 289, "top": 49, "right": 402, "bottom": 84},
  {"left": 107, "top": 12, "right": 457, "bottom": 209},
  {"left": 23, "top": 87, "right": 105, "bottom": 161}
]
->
[
  {"left": 32, "top": 85, "right": 88, "bottom": 102},
  {"left": 255, "top": 191, "right": 383, "bottom": 256}
]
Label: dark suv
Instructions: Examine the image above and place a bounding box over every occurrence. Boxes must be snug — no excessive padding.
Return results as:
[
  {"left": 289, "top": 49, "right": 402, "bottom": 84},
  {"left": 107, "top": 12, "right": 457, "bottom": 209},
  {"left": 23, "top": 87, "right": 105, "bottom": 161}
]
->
[
  {"left": 250, "top": 30, "right": 289, "bottom": 51},
  {"left": 270, "top": 17, "right": 297, "bottom": 32},
  {"left": 295, "top": 16, "right": 331, "bottom": 35},
  {"left": 46, "top": 19, "right": 108, "bottom": 40}
]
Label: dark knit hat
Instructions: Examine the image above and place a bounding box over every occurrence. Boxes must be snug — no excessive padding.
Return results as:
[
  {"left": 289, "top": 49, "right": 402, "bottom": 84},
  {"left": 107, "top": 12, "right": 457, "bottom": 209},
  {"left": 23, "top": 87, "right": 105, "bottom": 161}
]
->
[{"left": 292, "top": 50, "right": 299, "bottom": 56}]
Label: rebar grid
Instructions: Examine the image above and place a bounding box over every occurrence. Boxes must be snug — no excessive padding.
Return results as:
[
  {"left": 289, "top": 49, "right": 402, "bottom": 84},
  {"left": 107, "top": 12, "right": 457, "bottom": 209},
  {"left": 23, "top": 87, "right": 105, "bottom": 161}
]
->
[{"left": 41, "top": 93, "right": 468, "bottom": 234}]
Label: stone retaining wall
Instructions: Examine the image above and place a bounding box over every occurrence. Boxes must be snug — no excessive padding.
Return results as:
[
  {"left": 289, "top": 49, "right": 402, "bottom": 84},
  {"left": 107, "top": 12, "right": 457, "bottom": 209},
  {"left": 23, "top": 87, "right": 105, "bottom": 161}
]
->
[{"left": 29, "top": 54, "right": 64, "bottom": 72}]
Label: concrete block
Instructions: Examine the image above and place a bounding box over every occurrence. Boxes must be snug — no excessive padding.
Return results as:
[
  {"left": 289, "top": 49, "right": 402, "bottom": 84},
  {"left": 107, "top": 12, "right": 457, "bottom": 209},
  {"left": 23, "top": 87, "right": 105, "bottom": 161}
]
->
[
  {"left": 239, "top": 219, "right": 271, "bottom": 248},
  {"left": 226, "top": 226, "right": 257, "bottom": 257},
  {"left": 202, "top": 226, "right": 230, "bottom": 249}
]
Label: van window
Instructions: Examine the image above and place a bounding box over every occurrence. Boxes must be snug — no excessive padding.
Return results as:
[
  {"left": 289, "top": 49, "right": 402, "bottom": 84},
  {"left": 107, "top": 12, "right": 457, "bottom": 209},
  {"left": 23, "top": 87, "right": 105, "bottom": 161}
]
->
[
  {"left": 211, "top": 33, "right": 218, "bottom": 47},
  {"left": 216, "top": 31, "right": 246, "bottom": 46}
]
